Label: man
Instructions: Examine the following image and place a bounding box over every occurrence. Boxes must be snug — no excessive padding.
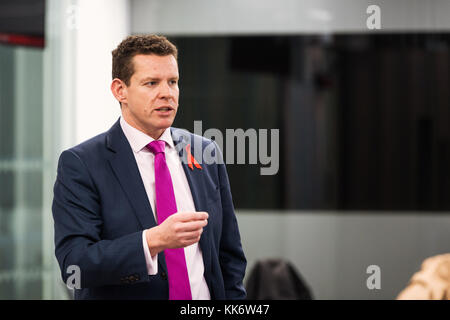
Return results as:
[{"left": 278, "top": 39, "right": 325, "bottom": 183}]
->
[{"left": 52, "top": 34, "right": 247, "bottom": 300}]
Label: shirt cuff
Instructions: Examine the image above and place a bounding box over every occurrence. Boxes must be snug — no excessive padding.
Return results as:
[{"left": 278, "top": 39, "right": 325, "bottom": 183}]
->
[{"left": 142, "top": 229, "right": 158, "bottom": 275}]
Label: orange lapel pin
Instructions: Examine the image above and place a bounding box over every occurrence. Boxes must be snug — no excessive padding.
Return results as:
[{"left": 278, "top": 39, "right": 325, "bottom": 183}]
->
[{"left": 186, "top": 144, "right": 202, "bottom": 170}]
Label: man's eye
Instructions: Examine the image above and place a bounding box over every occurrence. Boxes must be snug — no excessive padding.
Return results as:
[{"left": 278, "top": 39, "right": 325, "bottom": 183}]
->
[
  {"left": 170, "top": 80, "right": 178, "bottom": 85},
  {"left": 146, "top": 81, "right": 157, "bottom": 86}
]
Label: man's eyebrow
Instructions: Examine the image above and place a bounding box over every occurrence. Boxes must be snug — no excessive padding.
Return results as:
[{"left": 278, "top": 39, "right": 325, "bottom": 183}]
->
[
  {"left": 140, "top": 76, "right": 179, "bottom": 82},
  {"left": 140, "top": 77, "right": 160, "bottom": 82}
]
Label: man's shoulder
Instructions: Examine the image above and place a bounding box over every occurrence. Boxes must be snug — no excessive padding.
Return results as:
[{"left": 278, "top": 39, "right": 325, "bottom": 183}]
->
[
  {"left": 58, "top": 129, "right": 113, "bottom": 169},
  {"left": 69, "top": 131, "right": 108, "bottom": 156},
  {"left": 56, "top": 131, "right": 110, "bottom": 175},
  {"left": 63, "top": 120, "right": 120, "bottom": 159}
]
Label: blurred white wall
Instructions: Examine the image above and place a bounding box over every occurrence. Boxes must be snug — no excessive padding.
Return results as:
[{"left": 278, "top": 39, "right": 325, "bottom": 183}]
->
[
  {"left": 45, "top": 0, "right": 129, "bottom": 150},
  {"left": 74, "top": 0, "right": 129, "bottom": 144}
]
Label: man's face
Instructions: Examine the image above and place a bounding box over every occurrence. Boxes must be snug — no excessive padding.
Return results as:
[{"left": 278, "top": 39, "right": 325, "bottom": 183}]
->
[{"left": 121, "top": 54, "right": 179, "bottom": 138}]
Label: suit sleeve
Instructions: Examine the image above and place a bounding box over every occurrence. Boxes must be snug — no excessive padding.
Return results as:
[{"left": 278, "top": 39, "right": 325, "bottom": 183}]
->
[
  {"left": 52, "top": 150, "right": 149, "bottom": 288},
  {"left": 213, "top": 141, "right": 247, "bottom": 299}
]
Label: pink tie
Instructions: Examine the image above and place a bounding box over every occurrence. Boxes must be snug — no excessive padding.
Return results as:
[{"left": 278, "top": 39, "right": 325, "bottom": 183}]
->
[{"left": 147, "top": 140, "right": 192, "bottom": 300}]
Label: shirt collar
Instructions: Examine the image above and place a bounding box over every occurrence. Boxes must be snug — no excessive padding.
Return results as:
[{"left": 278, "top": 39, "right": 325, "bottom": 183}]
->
[{"left": 120, "top": 116, "right": 175, "bottom": 153}]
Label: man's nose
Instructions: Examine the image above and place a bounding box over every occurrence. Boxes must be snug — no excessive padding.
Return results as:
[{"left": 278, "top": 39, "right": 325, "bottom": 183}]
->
[{"left": 158, "top": 82, "right": 173, "bottom": 99}]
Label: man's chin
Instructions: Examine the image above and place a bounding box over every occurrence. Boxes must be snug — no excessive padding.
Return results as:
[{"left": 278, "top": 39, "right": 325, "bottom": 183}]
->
[
  {"left": 149, "top": 119, "right": 175, "bottom": 134},
  {"left": 156, "top": 119, "right": 175, "bottom": 129}
]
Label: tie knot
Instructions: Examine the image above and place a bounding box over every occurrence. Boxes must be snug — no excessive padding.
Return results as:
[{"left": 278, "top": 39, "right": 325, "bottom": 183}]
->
[{"left": 146, "top": 140, "right": 165, "bottom": 154}]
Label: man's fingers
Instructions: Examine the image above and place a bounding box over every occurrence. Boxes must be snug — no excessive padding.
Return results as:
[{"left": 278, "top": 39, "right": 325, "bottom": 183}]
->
[
  {"left": 180, "top": 229, "right": 204, "bottom": 242},
  {"left": 176, "top": 211, "right": 208, "bottom": 222},
  {"left": 176, "top": 219, "right": 207, "bottom": 233},
  {"left": 161, "top": 212, "right": 208, "bottom": 248}
]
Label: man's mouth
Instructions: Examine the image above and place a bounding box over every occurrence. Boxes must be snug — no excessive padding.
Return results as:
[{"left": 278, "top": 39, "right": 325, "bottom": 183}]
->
[{"left": 154, "top": 106, "right": 174, "bottom": 113}]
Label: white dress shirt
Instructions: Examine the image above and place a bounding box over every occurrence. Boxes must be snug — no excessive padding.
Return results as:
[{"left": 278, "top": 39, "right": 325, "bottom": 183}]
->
[{"left": 120, "top": 117, "right": 211, "bottom": 300}]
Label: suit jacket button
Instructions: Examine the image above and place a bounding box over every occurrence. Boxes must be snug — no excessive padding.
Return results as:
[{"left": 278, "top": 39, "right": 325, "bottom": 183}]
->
[{"left": 161, "top": 271, "right": 167, "bottom": 280}]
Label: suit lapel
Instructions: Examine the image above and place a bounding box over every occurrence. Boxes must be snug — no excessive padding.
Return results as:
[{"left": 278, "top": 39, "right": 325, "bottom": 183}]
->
[
  {"left": 171, "top": 128, "right": 212, "bottom": 279},
  {"left": 171, "top": 129, "right": 208, "bottom": 211},
  {"left": 106, "top": 120, "right": 157, "bottom": 230},
  {"left": 107, "top": 120, "right": 169, "bottom": 274}
]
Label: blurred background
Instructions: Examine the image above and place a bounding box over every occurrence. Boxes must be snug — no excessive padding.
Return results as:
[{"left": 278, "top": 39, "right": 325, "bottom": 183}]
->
[{"left": 1, "top": 0, "right": 450, "bottom": 299}]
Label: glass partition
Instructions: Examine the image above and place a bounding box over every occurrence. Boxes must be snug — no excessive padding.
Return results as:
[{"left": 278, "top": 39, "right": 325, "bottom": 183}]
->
[{"left": 0, "top": 44, "right": 45, "bottom": 299}]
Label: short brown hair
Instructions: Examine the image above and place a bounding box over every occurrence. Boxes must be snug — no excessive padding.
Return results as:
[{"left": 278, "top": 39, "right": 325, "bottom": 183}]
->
[{"left": 112, "top": 34, "right": 178, "bottom": 86}]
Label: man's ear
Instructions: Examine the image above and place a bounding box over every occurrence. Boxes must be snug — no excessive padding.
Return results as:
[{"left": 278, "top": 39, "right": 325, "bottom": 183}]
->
[{"left": 111, "top": 78, "right": 128, "bottom": 106}]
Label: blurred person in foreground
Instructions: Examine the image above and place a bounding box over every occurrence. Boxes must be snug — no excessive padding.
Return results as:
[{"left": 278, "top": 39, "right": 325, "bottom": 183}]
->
[
  {"left": 52, "top": 34, "right": 247, "bottom": 300},
  {"left": 397, "top": 254, "right": 450, "bottom": 300}
]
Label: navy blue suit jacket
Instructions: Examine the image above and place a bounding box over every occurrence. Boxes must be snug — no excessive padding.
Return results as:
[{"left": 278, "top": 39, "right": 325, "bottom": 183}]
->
[{"left": 52, "top": 119, "right": 247, "bottom": 299}]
